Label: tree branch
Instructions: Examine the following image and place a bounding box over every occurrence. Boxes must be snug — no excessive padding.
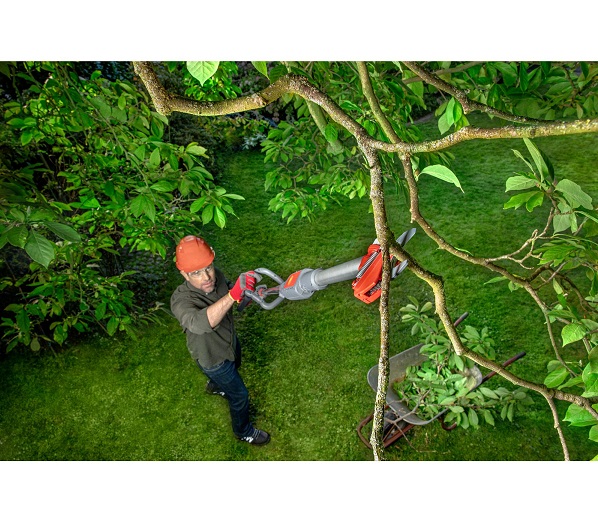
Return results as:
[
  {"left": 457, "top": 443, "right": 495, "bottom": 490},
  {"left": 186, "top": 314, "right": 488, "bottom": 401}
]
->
[
  {"left": 542, "top": 392, "right": 570, "bottom": 461},
  {"left": 357, "top": 62, "right": 401, "bottom": 144},
  {"left": 135, "top": 62, "right": 598, "bottom": 159},
  {"left": 359, "top": 142, "right": 393, "bottom": 461},
  {"left": 371, "top": 119, "right": 598, "bottom": 155},
  {"left": 401, "top": 61, "right": 485, "bottom": 84},
  {"left": 402, "top": 61, "right": 548, "bottom": 124}
]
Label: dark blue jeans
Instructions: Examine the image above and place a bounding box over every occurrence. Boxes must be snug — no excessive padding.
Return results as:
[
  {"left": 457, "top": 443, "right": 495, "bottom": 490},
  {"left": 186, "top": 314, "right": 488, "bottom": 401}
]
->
[{"left": 197, "top": 356, "right": 253, "bottom": 439}]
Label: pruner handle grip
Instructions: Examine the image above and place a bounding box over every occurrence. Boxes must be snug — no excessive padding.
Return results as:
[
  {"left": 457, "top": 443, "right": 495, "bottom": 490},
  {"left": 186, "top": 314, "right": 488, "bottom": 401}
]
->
[{"left": 237, "top": 267, "right": 285, "bottom": 313}]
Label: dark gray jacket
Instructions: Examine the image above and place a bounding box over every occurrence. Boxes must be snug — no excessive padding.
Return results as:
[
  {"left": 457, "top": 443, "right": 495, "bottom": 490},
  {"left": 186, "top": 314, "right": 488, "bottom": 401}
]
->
[{"left": 170, "top": 267, "right": 238, "bottom": 368}]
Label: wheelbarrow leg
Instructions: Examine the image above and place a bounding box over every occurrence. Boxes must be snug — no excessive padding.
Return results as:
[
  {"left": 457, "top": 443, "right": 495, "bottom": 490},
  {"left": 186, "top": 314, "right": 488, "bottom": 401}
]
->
[{"left": 357, "top": 405, "right": 415, "bottom": 449}]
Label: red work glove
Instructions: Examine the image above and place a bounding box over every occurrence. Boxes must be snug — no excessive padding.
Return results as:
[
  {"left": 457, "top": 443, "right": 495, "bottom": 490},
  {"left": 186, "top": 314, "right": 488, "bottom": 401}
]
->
[{"left": 228, "top": 271, "right": 259, "bottom": 302}]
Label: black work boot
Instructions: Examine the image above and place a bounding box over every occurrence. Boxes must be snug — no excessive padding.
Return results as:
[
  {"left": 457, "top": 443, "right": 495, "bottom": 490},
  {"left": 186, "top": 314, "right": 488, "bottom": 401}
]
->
[
  {"left": 205, "top": 380, "right": 226, "bottom": 398},
  {"left": 238, "top": 428, "right": 271, "bottom": 446}
]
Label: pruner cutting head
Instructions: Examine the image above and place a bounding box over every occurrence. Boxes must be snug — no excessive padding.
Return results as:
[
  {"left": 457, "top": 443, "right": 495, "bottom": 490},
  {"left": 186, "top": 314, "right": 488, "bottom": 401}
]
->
[
  {"left": 392, "top": 259, "right": 409, "bottom": 279},
  {"left": 397, "top": 228, "right": 416, "bottom": 247},
  {"left": 352, "top": 228, "right": 416, "bottom": 304}
]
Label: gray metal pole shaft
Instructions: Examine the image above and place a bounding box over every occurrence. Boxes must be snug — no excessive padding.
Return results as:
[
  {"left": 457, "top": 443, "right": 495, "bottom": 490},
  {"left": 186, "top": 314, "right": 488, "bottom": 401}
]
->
[{"left": 313, "top": 257, "right": 362, "bottom": 287}]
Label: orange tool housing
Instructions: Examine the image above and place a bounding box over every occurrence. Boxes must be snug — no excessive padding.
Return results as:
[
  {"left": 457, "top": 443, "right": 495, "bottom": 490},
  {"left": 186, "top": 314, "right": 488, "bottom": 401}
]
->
[{"left": 352, "top": 246, "right": 384, "bottom": 304}]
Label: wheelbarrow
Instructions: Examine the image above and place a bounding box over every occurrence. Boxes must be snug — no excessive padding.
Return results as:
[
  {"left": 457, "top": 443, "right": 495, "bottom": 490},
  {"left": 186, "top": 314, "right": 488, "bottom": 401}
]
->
[{"left": 357, "top": 313, "right": 526, "bottom": 449}]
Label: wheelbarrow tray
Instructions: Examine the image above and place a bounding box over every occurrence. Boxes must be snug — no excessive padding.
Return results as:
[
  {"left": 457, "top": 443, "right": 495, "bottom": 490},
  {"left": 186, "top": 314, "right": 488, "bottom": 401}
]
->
[{"left": 367, "top": 343, "right": 482, "bottom": 426}]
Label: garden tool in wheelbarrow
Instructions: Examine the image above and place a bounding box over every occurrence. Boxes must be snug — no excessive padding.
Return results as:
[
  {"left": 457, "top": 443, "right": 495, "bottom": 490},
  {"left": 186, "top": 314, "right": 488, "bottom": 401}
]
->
[{"left": 237, "top": 228, "right": 417, "bottom": 312}]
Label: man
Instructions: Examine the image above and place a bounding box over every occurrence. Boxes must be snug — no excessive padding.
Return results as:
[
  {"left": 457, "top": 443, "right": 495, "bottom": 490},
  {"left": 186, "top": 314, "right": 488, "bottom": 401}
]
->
[{"left": 170, "top": 235, "right": 270, "bottom": 445}]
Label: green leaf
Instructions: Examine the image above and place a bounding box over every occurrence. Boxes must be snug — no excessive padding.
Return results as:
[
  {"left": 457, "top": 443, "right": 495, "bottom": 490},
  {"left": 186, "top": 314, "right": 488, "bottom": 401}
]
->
[
  {"left": 590, "top": 425, "right": 598, "bottom": 443},
  {"left": 190, "top": 196, "right": 207, "bottom": 213},
  {"left": 251, "top": 61, "right": 269, "bottom": 79},
  {"left": 340, "top": 100, "right": 363, "bottom": 113},
  {"left": 202, "top": 204, "right": 214, "bottom": 225},
  {"left": 130, "top": 194, "right": 155, "bottom": 222},
  {"left": 20, "top": 129, "right": 34, "bottom": 146},
  {"left": 506, "top": 403, "right": 514, "bottom": 422},
  {"left": 553, "top": 213, "right": 573, "bottom": 233},
  {"left": 522, "top": 138, "right": 550, "bottom": 182},
  {"left": 133, "top": 145, "right": 146, "bottom": 161},
  {"left": 493, "top": 62, "right": 518, "bottom": 87},
  {"left": 468, "top": 408, "right": 479, "bottom": 427},
  {"left": 589, "top": 346, "right": 598, "bottom": 374},
  {"left": 324, "top": 123, "right": 338, "bottom": 143},
  {"left": 445, "top": 98, "right": 456, "bottom": 127},
  {"left": 186, "top": 61, "right": 220, "bottom": 86},
  {"left": 505, "top": 175, "right": 537, "bottom": 192},
  {"left": 418, "top": 165, "right": 464, "bottom": 192},
  {"left": 5, "top": 225, "right": 29, "bottom": 248},
  {"left": 106, "top": 316, "right": 118, "bottom": 336},
  {"left": 512, "top": 149, "right": 535, "bottom": 173},
  {"left": 16, "top": 309, "right": 30, "bottom": 334},
  {"left": 24, "top": 231, "right": 55, "bottom": 267},
  {"left": 439, "top": 396, "right": 456, "bottom": 405},
  {"left": 564, "top": 403, "right": 598, "bottom": 427},
  {"left": 578, "top": 209, "right": 598, "bottom": 225},
  {"left": 421, "top": 301, "right": 433, "bottom": 313},
  {"left": 544, "top": 366, "right": 569, "bottom": 388},
  {"left": 45, "top": 222, "right": 81, "bottom": 242},
  {"left": 555, "top": 179, "right": 593, "bottom": 210},
  {"left": 89, "top": 96, "right": 111, "bottom": 119},
  {"left": 186, "top": 144, "right": 207, "bottom": 157},
  {"left": 79, "top": 197, "right": 101, "bottom": 209},
  {"left": 582, "top": 372, "right": 598, "bottom": 397},
  {"left": 552, "top": 279, "right": 564, "bottom": 295},
  {"left": 484, "top": 276, "right": 507, "bottom": 285},
  {"left": 504, "top": 191, "right": 540, "bottom": 210},
  {"left": 539, "top": 243, "right": 577, "bottom": 265},
  {"left": 525, "top": 191, "right": 544, "bottom": 212},
  {"left": 95, "top": 301, "right": 107, "bottom": 320},
  {"left": 213, "top": 207, "right": 226, "bottom": 228},
  {"left": 562, "top": 323, "right": 586, "bottom": 346},
  {"left": 559, "top": 376, "right": 584, "bottom": 389},
  {"left": 224, "top": 194, "right": 245, "bottom": 201},
  {"left": 149, "top": 147, "right": 161, "bottom": 168},
  {"left": 130, "top": 194, "right": 148, "bottom": 217},
  {"left": 437, "top": 113, "right": 451, "bottom": 135},
  {"left": 150, "top": 180, "right": 177, "bottom": 192},
  {"left": 479, "top": 386, "right": 499, "bottom": 400}
]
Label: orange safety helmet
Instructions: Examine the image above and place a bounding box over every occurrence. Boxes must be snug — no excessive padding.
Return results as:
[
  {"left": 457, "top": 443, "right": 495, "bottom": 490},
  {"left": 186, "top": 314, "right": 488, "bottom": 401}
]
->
[{"left": 175, "top": 235, "right": 215, "bottom": 272}]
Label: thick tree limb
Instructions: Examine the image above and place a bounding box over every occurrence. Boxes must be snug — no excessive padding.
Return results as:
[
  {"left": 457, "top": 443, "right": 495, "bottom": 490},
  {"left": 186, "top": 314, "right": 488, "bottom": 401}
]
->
[
  {"left": 135, "top": 62, "right": 598, "bottom": 157},
  {"left": 359, "top": 141, "right": 393, "bottom": 461}
]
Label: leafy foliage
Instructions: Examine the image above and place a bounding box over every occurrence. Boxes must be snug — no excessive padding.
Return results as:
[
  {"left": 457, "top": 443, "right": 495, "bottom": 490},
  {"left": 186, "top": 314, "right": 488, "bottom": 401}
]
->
[
  {"left": 395, "top": 298, "right": 533, "bottom": 429},
  {"left": 0, "top": 62, "right": 243, "bottom": 351}
]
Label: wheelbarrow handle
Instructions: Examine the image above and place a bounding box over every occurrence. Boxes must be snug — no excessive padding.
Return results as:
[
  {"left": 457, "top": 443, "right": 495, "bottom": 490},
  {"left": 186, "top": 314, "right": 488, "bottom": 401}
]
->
[{"left": 481, "top": 351, "right": 527, "bottom": 384}]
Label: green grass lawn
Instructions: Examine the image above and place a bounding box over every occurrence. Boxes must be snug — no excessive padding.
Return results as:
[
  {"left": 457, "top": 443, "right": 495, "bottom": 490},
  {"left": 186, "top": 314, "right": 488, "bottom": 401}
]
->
[{"left": 1, "top": 118, "right": 597, "bottom": 461}]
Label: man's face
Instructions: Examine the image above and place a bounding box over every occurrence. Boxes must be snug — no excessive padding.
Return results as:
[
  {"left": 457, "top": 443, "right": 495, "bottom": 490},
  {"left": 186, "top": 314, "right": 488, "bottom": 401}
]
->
[{"left": 182, "top": 264, "right": 216, "bottom": 293}]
